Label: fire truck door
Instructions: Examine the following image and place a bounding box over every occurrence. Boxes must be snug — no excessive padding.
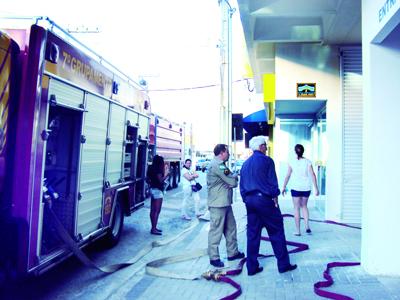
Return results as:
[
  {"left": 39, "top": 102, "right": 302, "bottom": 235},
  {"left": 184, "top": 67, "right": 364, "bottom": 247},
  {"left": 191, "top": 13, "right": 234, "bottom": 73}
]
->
[{"left": 77, "top": 93, "right": 109, "bottom": 237}]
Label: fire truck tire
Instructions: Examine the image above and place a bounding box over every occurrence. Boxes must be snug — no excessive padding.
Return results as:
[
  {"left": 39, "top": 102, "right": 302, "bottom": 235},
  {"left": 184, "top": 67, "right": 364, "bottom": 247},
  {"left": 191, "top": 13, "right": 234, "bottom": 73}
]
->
[{"left": 104, "top": 200, "right": 124, "bottom": 247}]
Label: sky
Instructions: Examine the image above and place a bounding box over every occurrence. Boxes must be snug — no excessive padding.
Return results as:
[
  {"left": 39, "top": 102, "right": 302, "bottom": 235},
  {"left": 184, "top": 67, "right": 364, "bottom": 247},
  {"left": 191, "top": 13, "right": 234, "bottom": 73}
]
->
[
  {"left": 1, "top": 0, "right": 221, "bottom": 82},
  {"left": 1, "top": 0, "right": 263, "bottom": 151}
]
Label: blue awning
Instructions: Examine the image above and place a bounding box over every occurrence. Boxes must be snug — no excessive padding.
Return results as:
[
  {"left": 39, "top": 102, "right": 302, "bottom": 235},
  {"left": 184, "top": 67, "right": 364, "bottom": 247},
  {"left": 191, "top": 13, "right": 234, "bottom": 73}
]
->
[
  {"left": 242, "top": 109, "right": 267, "bottom": 123},
  {"left": 242, "top": 109, "right": 269, "bottom": 137}
]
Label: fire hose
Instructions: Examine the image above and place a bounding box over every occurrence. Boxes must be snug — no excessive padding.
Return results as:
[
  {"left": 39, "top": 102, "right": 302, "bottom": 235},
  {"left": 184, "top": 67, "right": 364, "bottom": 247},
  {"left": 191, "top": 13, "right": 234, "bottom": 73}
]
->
[
  {"left": 145, "top": 214, "right": 361, "bottom": 300},
  {"left": 144, "top": 234, "right": 310, "bottom": 300},
  {"left": 47, "top": 181, "right": 361, "bottom": 300},
  {"left": 45, "top": 192, "right": 200, "bottom": 273}
]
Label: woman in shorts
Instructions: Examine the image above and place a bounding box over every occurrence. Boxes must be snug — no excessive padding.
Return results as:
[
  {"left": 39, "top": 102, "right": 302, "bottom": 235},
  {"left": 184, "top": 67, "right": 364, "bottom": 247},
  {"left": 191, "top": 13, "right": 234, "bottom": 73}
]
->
[
  {"left": 147, "top": 155, "right": 169, "bottom": 235},
  {"left": 282, "top": 144, "right": 319, "bottom": 236}
]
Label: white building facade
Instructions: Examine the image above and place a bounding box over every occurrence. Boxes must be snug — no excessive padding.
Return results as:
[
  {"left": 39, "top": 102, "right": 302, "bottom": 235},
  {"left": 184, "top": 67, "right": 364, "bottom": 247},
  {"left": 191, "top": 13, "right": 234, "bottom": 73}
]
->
[{"left": 361, "top": 0, "right": 400, "bottom": 276}]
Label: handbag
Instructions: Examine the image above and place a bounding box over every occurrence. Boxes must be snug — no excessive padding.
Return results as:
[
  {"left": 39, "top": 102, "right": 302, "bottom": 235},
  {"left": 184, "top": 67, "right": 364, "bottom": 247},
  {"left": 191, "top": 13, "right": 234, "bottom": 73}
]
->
[{"left": 191, "top": 182, "right": 202, "bottom": 192}]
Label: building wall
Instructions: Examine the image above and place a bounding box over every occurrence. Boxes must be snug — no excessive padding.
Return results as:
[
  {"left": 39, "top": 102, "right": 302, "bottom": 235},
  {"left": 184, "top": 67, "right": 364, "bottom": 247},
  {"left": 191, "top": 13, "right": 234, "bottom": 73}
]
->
[
  {"left": 274, "top": 44, "right": 342, "bottom": 220},
  {"left": 362, "top": 0, "right": 400, "bottom": 276}
]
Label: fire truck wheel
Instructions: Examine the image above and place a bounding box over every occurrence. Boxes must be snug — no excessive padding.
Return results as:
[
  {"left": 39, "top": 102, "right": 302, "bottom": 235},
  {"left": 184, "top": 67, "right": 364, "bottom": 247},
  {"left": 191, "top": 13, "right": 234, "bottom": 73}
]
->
[{"left": 104, "top": 200, "right": 124, "bottom": 247}]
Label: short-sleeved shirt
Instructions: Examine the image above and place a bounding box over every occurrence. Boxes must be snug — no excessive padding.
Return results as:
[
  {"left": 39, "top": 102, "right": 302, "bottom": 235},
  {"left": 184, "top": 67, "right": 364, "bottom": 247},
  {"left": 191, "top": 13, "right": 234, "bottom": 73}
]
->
[
  {"left": 289, "top": 158, "right": 312, "bottom": 191},
  {"left": 207, "top": 157, "right": 238, "bottom": 207},
  {"left": 182, "top": 167, "right": 196, "bottom": 188}
]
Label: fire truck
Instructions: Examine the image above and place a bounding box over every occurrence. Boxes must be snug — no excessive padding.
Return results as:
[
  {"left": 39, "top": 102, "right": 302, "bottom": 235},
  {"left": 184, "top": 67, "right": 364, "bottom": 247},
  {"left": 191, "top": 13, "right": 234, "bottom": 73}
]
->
[
  {"left": 0, "top": 17, "right": 185, "bottom": 279},
  {"left": 148, "top": 115, "right": 192, "bottom": 191}
]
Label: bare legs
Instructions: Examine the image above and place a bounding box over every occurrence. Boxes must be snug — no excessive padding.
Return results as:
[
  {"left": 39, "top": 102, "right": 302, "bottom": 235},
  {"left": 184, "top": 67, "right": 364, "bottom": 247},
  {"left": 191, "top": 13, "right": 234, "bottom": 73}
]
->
[
  {"left": 292, "top": 196, "right": 310, "bottom": 235},
  {"left": 300, "top": 197, "right": 310, "bottom": 231},
  {"left": 292, "top": 197, "right": 301, "bottom": 235},
  {"left": 150, "top": 197, "right": 163, "bottom": 232}
]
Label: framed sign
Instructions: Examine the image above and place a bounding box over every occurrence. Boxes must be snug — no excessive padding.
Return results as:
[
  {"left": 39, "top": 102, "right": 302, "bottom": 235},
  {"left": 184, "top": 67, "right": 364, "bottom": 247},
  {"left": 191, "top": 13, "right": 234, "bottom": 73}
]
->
[{"left": 297, "top": 83, "right": 316, "bottom": 98}]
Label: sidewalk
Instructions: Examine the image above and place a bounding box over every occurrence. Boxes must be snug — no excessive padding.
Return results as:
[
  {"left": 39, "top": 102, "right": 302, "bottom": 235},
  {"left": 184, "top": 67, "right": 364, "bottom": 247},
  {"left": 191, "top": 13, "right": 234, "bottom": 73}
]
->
[
  {"left": 109, "top": 185, "right": 400, "bottom": 300},
  {"left": 2, "top": 175, "right": 399, "bottom": 300}
]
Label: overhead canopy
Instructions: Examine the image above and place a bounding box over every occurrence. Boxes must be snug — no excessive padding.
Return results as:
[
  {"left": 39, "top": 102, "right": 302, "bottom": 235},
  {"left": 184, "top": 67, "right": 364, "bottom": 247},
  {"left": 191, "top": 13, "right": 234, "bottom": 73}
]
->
[
  {"left": 242, "top": 99, "right": 326, "bottom": 136},
  {"left": 243, "top": 99, "right": 326, "bottom": 123},
  {"left": 236, "top": 0, "right": 361, "bottom": 92},
  {"left": 275, "top": 100, "right": 326, "bottom": 119}
]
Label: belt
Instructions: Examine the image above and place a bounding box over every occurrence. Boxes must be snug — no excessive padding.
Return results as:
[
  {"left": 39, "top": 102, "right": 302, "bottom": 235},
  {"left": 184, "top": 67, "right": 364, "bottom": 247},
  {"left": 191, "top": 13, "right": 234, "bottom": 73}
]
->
[{"left": 246, "top": 191, "right": 271, "bottom": 199}]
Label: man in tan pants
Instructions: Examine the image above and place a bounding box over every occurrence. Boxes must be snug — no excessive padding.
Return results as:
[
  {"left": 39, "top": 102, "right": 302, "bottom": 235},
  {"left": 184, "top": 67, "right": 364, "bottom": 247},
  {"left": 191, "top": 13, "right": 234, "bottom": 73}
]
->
[{"left": 207, "top": 144, "right": 244, "bottom": 267}]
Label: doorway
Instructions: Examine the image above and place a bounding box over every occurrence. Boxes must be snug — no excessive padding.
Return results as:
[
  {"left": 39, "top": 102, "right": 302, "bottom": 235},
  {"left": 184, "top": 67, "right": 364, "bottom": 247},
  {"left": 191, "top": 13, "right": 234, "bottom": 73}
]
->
[{"left": 274, "top": 99, "right": 327, "bottom": 212}]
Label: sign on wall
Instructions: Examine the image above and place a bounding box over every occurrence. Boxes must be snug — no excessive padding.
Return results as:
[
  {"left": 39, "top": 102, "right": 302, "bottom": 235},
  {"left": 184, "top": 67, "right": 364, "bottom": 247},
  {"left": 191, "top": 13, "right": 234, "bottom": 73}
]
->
[{"left": 297, "top": 83, "right": 316, "bottom": 98}]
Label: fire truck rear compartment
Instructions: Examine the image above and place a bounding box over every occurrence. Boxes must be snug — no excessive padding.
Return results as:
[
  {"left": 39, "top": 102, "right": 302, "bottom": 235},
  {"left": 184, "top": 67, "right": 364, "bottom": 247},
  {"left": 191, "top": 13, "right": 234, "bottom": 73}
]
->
[{"left": 41, "top": 105, "right": 82, "bottom": 255}]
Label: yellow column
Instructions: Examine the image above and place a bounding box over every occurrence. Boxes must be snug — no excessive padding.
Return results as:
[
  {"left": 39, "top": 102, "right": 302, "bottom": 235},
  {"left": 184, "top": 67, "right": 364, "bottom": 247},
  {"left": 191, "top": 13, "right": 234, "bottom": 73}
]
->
[{"left": 263, "top": 74, "right": 276, "bottom": 157}]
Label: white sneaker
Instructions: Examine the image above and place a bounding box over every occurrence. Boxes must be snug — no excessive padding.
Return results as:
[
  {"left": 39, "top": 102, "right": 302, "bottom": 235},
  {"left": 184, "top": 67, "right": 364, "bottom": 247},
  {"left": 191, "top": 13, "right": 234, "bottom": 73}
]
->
[
  {"left": 199, "top": 211, "right": 210, "bottom": 221},
  {"left": 182, "top": 215, "right": 192, "bottom": 221}
]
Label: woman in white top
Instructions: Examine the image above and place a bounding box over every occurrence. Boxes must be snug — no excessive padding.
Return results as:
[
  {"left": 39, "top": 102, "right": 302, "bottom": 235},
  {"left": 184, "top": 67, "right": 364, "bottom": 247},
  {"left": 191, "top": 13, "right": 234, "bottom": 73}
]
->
[
  {"left": 181, "top": 159, "right": 202, "bottom": 220},
  {"left": 282, "top": 144, "right": 319, "bottom": 236}
]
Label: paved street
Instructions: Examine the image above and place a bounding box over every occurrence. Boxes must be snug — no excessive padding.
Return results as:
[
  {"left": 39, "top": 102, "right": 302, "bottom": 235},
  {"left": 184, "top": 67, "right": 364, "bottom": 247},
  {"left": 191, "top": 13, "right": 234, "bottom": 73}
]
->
[{"left": 2, "top": 172, "right": 400, "bottom": 299}]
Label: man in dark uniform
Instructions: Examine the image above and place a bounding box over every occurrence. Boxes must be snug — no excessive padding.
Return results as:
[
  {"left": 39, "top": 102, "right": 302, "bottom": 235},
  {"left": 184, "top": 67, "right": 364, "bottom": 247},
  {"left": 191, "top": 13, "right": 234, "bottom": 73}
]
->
[{"left": 240, "top": 136, "right": 297, "bottom": 275}]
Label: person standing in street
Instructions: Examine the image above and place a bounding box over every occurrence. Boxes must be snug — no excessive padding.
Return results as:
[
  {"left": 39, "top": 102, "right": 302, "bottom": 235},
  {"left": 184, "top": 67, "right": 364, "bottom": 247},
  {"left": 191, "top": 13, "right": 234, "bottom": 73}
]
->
[
  {"left": 181, "top": 158, "right": 202, "bottom": 220},
  {"left": 207, "top": 144, "right": 244, "bottom": 267},
  {"left": 282, "top": 144, "right": 319, "bottom": 236},
  {"left": 240, "top": 136, "right": 297, "bottom": 275},
  {"left": 147, "top": 155, "right": 169, "bottom": 236}
]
